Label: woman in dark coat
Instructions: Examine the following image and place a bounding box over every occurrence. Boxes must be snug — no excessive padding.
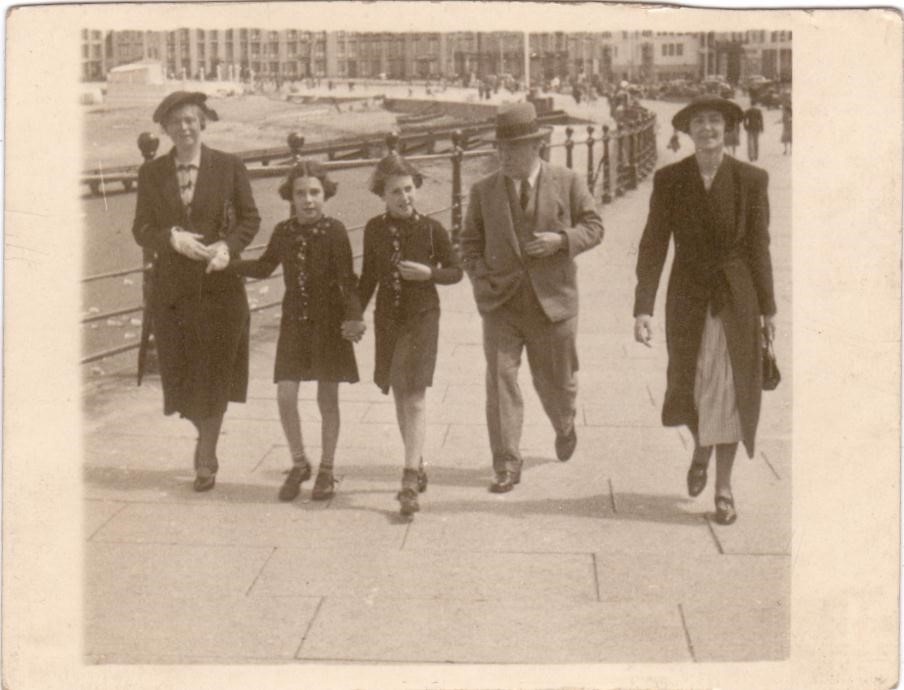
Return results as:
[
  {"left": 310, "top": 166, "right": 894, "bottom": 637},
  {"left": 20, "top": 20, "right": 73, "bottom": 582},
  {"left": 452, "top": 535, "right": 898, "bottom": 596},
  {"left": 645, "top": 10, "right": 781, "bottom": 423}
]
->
[
  {"left": 132, "top": 91, "right": 261, "bottom": 492},
  {"left": 633, "top": 96, "right": 777, "bottom": 525}
]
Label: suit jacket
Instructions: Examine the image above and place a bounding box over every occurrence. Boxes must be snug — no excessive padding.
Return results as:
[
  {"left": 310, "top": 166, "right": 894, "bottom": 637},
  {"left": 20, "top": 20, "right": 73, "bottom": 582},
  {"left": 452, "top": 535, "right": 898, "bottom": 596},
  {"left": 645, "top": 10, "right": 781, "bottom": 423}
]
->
[
  {"left": 132, "top": 145, "right": 261, "bottom": 304},
  {"left": 460, "top": 161, "right": 603, "bottom": 322},
  {"left": 743, "top": 107, "right": 764, "bottom": 133},
  {"left": 633, "top": 154, "right": 775, "bottom": 456}
]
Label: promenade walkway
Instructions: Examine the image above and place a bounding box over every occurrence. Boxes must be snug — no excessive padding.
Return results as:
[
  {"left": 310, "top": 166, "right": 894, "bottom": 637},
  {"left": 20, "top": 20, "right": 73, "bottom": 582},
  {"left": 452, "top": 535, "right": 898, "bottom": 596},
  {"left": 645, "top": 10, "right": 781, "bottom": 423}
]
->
[{"left": 84, "top": 96, "right": 792, "bottom": 665}]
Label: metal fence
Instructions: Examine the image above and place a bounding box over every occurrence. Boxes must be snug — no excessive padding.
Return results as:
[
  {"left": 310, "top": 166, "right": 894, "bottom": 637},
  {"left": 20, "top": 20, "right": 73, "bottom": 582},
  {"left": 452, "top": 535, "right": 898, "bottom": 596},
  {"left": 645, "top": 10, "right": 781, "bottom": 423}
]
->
[{"left": 81, "top": 107, "right": 657, "bottom": 370}]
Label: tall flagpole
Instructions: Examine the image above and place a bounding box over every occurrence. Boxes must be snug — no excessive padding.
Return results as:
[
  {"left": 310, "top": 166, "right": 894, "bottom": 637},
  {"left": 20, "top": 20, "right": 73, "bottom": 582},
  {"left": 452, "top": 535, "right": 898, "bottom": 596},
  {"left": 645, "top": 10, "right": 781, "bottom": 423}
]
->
[{"left": 523, "top": 31, "right": 530, "bottom": 88}]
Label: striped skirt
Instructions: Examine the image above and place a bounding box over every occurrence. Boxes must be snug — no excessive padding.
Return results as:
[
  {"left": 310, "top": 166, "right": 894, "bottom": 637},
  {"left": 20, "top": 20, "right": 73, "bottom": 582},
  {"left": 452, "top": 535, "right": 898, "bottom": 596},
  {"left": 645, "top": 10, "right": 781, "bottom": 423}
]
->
[{"left": 693, "top": 308, "right": 744, "bottom": 447}]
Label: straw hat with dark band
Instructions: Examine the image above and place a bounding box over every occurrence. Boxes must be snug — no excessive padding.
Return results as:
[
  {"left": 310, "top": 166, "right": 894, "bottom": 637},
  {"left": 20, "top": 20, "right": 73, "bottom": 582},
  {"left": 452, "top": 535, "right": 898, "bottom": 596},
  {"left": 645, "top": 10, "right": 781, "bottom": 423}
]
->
[
  {"left": 153, "top": 91, "right": 220, "bottom": 124},
  {"left": 671, "top": 95, "right": 743, "bottom": 134},
  {"left": 491, "top": 102, "right": 551, "bottom": 142}
]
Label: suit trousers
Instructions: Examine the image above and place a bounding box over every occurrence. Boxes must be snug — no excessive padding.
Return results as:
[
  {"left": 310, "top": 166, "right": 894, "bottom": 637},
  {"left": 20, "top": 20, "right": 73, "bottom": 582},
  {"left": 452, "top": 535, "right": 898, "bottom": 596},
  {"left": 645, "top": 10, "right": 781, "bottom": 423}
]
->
[
  {"left": 482, "top": 281, "right": 578, "bottom": 474},
  {"left": 747, "top": 132, "right": 760, "bottom": 162}
]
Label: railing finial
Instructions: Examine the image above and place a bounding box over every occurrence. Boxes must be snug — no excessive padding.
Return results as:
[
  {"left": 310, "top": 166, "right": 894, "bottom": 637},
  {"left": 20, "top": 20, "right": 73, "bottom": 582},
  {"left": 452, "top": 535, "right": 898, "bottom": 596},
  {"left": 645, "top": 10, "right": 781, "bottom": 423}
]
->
[
  {"left": 137, "top": 132, "right": 159, "bottom": 162},
  {"left": 287, "top": 132, "right": 305, "bottom": 162}
]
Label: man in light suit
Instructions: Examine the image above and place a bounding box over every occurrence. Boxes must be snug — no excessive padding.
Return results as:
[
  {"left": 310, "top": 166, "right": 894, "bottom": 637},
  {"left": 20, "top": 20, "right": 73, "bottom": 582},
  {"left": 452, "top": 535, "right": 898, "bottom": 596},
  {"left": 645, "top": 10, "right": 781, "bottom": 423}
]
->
[{"left": 461, "top": 103, "right": 604, "bottom": 493}]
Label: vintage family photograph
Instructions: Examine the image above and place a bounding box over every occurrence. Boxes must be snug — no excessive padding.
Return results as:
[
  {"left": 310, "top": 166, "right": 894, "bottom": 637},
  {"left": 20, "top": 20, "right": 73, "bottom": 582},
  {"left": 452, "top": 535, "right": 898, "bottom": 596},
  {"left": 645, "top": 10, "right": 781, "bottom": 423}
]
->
[{"left": 4, "top": 4, "right": 901, "bottom": 690}]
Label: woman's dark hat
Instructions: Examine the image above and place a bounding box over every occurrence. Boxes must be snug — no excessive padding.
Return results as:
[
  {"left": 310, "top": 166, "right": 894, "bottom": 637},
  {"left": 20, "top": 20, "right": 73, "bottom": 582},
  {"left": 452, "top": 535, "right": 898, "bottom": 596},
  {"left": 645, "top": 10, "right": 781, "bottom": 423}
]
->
[
  {"left": 491, "top": 102, "right": 550, "bottom": 142},
  {"left": 153, "top": 91, "right": 220, "bottom": 124},
  {"left": 671, "top": 96, "right": 743, "bottom": 133}
]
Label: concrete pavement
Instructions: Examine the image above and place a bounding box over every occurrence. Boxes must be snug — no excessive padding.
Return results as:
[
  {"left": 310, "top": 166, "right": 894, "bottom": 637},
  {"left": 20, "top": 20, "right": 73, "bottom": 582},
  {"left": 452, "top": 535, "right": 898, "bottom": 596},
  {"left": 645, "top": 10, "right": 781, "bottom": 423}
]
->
[{"left": 83, "top": 96, "right": 792, "bottom": 665}]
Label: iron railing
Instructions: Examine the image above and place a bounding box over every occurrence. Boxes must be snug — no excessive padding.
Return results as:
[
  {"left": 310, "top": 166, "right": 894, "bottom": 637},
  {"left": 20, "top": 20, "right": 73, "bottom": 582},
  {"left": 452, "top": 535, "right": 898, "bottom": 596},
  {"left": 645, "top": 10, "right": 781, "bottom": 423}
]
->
[{"left": 81, "top": 107, "right": 657, "bottom": 371}]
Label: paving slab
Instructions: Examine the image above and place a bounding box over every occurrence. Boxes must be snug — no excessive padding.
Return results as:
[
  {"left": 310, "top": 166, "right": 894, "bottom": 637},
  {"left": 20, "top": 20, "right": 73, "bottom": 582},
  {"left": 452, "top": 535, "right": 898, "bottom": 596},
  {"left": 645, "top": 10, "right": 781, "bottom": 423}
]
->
[
  {"left": 298, "top": 597, "right": 690, "bottom": 663},
  {"left": 90, "top": 501, "right": 408, "bottom": 549},
  {"left": 253, "top": 547, "right": 597, "bottom": 603},
  {"left": 86, "top": 591, "right": 321, "bottom": 662},
  {"left": 681, "top": 597, "right": 790, "bottom": 661},
  {"left": 226, "top": 397, "right": 372, "bottom": 423},
  {"left": 594, "top": 551, "right": 789, "bottom": 605},
  {"left": 85, "top": 499, "right": 127, "bottom": 539}
]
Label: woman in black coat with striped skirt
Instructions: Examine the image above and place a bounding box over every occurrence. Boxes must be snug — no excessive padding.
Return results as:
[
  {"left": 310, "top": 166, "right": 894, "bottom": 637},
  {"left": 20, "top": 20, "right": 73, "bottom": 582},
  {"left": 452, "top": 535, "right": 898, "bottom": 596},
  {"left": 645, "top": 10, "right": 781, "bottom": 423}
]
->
[{"left": 633, "top": 96, "right": 777, "bottom": 525}]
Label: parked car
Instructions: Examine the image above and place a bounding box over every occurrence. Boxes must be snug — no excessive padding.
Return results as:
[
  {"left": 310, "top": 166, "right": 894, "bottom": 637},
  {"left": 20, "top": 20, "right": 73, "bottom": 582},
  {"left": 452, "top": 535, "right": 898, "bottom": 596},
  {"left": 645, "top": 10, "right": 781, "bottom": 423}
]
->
[{"left": 702, "top": 77, "right": 735, "bottom": 99}]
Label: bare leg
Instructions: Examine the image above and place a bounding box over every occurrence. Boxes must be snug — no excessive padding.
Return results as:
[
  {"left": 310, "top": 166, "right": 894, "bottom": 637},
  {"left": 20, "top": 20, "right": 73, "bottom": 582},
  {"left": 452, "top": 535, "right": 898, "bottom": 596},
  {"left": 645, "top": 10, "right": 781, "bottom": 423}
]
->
[
  {"left": 691, "top": 432, "right": 714, "bottom": 468},
  {"left": 276, "top": 380, "right": 306, "bottom": 465},
  {"left": 393, "top": 386, "right": 427, "bottom": 471},
  {"left": 192, "top": 414, "right": 223, "bottom": 483},
  {"left": 317, "top": 381, "right": 340, "bottom": 468},
  {"left": 714, "top": 442, "right": 739, "bottom": 499}
]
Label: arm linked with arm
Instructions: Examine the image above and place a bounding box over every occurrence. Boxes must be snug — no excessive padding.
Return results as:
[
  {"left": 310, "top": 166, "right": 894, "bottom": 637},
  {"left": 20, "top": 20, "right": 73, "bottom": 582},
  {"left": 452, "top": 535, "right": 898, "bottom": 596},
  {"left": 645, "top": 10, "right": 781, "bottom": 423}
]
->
[
  {"left": 429, "top": 222, "right": 464, "bottom": 285},
  {"left": 223, "top": 158, "right": 262, "bottom": 257},
  {"left": 460, "top": 185, "right": 491, "bottom": 278},
  {"left": 131, "top": 165, "right": 172, "bottom": 255},
  {"left": 230, "top": 225, "right": 281, "bottom": 279}
]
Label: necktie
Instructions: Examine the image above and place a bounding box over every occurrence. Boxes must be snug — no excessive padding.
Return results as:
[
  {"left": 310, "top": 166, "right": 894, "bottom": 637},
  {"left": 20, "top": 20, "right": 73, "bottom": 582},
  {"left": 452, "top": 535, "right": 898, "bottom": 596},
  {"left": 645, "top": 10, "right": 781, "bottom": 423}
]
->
[
  {"left": 519, "top": 179, "right": 530, "bottom": 211},
  {"left": 176, "top": 163, "right": 197, "bottom": 206}
]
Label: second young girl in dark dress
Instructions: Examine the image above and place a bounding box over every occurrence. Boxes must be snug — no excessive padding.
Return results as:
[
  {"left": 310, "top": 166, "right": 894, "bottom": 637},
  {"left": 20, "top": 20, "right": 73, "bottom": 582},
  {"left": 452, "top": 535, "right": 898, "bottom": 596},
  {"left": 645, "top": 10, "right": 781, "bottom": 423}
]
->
[
  {"left": 359, "top": 154, "right": 463, "bottom": 516},
  {"left": 232, "top": 161, "right": 366, "bottom": 502}
]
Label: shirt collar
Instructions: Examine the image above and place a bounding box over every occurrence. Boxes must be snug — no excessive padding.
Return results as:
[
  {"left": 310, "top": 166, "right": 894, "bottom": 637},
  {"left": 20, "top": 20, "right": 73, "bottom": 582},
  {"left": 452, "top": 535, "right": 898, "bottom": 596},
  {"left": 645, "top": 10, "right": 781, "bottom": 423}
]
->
[{"left": 173, "top": 149, "right": 202, "bottom": 169}]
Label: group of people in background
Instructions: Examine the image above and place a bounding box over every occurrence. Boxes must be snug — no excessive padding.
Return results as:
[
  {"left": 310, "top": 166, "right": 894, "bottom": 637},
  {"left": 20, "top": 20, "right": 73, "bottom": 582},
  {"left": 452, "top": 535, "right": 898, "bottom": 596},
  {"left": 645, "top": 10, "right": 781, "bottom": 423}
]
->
[{"left": 133, "top": 90, "right": 776, "bottom": 526}]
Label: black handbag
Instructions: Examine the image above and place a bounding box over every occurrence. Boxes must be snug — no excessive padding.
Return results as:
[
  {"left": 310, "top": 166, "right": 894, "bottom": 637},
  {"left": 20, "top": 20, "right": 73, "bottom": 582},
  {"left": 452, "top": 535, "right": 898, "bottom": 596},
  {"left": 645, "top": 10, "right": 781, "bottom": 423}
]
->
[{"left": 762, "top": 339, "right": 781, "bottom": 391}]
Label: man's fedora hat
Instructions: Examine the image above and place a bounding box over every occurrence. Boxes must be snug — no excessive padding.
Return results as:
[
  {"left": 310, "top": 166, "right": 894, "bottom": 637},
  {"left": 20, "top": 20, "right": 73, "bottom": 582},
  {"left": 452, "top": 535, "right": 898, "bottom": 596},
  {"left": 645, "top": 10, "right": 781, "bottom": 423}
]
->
[
  {"left": 671, "top": 95, "right": 743, "bottom": 134},
  {"left": 492, "top": 102, "right": 550, "bottom": 143},
  {"left": 153, "top": 91, "right": 220, "bottom": 124}
]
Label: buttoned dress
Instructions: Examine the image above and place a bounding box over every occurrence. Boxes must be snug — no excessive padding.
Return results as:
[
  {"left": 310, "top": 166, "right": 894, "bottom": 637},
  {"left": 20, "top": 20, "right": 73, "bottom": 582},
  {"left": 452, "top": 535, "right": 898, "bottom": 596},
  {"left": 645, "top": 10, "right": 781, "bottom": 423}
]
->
[
  {"left": 231, "top": 216, "right": 362, "bottom": 383},
  {"left": 358, "top": 212, "right": 462, "bottom": 394}
]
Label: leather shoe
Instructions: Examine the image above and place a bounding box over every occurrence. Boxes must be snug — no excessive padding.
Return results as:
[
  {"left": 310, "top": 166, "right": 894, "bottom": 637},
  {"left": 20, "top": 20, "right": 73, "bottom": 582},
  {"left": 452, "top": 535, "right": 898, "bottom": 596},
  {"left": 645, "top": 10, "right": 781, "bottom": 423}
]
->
[
  {"left": 686, "top": 463, "right": 708, "bottom": 498},
  {"left": 489, "top": 469, "right": 521, "bottom": 494},
  {"left": 193, "top": 474, "right": 216, "bottom": 492},
  {"left": 555, "top": 425, "right": 578, "bottom": 461}
]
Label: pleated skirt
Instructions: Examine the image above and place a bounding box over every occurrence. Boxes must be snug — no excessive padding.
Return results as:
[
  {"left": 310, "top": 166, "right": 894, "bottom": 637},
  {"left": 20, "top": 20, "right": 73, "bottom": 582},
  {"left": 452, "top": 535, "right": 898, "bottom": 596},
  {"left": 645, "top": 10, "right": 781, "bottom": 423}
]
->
[{"left": 693, "top": 309, "right": 744, "bottom": 447}]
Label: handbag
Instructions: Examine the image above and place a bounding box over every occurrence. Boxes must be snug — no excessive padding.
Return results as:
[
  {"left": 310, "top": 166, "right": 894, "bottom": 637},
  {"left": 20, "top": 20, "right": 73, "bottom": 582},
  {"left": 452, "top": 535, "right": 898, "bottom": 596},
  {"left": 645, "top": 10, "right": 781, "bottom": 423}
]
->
[{"left": 762, "top": 339, "right": 781, "bottom": 391}]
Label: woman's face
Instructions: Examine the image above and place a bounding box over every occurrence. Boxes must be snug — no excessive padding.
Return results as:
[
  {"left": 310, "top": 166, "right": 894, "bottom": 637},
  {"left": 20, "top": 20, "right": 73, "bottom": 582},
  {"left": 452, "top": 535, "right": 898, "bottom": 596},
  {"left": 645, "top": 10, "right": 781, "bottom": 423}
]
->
[
  {"left": 382, "top": 174, "right": 417, "bottom": 218},
  {"left": 292, "top": 176, "right": 325, "bottom": 224},
  {"left": 688, "top": 109, "right": 725, "bottom": 153},
  {"left": 163, "top": 104, "right": 204, "bottom": 151}
]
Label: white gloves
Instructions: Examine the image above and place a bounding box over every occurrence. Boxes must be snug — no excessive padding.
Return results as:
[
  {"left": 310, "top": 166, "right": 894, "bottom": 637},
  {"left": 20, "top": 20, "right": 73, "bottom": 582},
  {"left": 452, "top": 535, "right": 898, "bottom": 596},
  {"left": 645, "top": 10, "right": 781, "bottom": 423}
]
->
[{"left": 169, "top": 228, "right": 230, "bottom": 273}]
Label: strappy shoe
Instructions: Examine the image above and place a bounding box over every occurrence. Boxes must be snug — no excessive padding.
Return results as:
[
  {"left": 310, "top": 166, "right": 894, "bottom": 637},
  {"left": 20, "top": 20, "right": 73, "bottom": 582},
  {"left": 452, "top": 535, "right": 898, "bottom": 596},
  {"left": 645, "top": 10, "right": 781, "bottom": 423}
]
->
[
  {"left": 311, "top": 467, "right": 336, "bottom": 501},
  {"left": 397, "top": 487, "right": 420, "bottom": 516},
  {"left": 278, "top": 461, "right": 312, "bottom": 502},
  {"left": 714, "top": 495, "right": 737, "bottom": 526},
  {"left": 686, "top": 463, "right": 708, "bottom": 498},
  {"left": 416, "top": 460, "right": 428, "bottom": 493}
]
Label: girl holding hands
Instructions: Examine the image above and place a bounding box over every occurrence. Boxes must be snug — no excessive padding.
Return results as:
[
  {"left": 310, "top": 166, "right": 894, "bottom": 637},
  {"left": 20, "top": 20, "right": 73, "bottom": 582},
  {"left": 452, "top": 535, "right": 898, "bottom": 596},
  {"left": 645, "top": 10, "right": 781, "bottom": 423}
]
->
[
  {"left": 359, "top": 154, "right": 462, "bottom": 517},
  {"left": 232, "top": 161, "right": 366, "bottom": 502}
]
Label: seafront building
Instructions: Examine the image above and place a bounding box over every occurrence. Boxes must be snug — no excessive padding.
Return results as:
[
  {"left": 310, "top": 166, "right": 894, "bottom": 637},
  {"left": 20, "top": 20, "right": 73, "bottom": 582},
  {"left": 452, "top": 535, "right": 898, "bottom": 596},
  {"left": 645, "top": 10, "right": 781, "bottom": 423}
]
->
[{"left": 83, "top": 29, "right": 792, "bottom": 85}]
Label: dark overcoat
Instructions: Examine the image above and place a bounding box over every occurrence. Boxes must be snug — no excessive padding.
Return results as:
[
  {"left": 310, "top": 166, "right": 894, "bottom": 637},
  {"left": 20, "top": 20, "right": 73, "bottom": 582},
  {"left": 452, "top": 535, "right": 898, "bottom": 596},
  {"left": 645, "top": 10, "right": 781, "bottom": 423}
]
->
[
  {"left": 633, "top": 154, "right": 776, "bottom": 457},
  {"left": 132, "top": 145, "right": 261, "bottom": 420}
]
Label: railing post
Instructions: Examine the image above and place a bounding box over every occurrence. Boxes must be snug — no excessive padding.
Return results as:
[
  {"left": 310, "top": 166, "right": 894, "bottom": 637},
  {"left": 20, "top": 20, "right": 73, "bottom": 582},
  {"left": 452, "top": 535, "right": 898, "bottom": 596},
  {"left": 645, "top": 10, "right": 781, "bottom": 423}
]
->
[
  {"left": 601, "top": 125, "right": 612, "bottom": 204},
  {"left": 136, "top": 132, "right": 160, "bottom": 385},
  {"left": 564, "top": 126, "right": 574, "bottom": 170},
  {"left": 451, "top": 130, "right": 463, "bottom": 251},
  {"left": 615, "top": 131, "right": 625, "bottom": 198},
  {"left": 286, "top": 132, "right": 305, "bottom": 217},
  {"left": 627, "top": 126, "right": 638, "bottom": 191},
  {"left": 386, "top": 131, "right": 400, "bottom": 156},
  {"left": 586, "top": 125, "right": 595, "bottom": 192}
]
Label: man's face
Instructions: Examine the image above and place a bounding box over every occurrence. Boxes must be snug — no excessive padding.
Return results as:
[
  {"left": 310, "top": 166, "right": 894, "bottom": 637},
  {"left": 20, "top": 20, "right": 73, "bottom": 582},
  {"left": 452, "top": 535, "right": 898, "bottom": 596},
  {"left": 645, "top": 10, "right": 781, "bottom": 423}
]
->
[{"left": 497, "top": 138, "right": 542, "bottom": 179}]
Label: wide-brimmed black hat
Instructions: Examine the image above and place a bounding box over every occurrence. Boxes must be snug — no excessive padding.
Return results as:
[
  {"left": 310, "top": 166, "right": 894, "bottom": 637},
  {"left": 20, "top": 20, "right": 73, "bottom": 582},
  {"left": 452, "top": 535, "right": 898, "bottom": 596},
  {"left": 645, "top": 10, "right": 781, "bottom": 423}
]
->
[
  {"left": 152, "top": 91, "right": 220, "bottom": 124},
  {"left": 671, "top": 96, "right": 743, "bottom": 133},
  {"left": 491, "top": 102, "right": 551, "bottom": 142}
]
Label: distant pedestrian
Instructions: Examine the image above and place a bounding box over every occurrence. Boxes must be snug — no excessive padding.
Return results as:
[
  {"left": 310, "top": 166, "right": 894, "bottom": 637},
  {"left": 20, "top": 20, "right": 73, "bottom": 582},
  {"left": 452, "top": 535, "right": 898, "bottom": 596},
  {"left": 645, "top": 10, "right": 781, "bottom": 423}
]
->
[
  {"left": 359, "top": 155, "right": 463, "bottom": 517},
  {"left": 461, "top": 103, "right": 603, "bottom": 494},
  {"left": 634, "top": 96, "right": 777, "bottom": 526},
  {"left": 742, "top": 104, "right": 764, "bottom": 161},
  {"left": 780, "top": 104, "right": 792, "bottom": 155},
  {"left": 131, "top": 91, "right": 261, "bottom": 492},
  {"left": 231, "top": 162, "right": 366, "bottom": 502}
]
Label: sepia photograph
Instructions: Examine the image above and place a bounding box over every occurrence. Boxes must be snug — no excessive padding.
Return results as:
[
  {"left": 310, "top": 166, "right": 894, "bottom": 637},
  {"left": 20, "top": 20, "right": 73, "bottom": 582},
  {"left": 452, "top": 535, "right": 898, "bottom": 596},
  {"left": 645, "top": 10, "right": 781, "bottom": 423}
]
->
[{"left": 3, "top": 3, "right": 901, "bottom": 690}]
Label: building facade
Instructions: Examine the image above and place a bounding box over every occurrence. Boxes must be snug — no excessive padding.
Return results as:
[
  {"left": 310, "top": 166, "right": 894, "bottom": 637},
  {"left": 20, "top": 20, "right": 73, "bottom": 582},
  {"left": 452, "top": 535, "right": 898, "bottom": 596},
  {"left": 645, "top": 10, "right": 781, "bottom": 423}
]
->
[{"left": 89, "top": 28, "right": 791, "bottom": 85}]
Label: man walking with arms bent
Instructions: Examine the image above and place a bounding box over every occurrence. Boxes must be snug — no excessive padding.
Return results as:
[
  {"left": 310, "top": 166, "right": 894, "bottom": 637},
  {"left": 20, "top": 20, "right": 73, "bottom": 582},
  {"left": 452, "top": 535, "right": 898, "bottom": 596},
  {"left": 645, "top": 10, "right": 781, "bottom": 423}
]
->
[{"left": 461, "top": 103, "right": 604, "bottom": 493}]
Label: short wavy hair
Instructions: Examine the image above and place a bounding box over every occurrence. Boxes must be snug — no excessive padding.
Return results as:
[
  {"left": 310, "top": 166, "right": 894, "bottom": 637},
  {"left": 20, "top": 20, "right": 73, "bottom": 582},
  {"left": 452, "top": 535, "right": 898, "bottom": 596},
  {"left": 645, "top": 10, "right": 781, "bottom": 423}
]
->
[
  {"left": 368, "top": 154, "right": 424, "bottom": 197},
  {"left": 278, "top": 160, "right": 338, "bottom": 201}
]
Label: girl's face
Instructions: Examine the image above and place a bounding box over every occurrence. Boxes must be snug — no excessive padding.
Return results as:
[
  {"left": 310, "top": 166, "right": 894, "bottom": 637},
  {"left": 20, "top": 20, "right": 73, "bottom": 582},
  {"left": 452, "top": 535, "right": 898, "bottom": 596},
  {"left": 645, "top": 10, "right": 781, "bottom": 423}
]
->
[
  {"left": 292, "top": 176, "right": 325, "bottom": 224},
  {"left": 382, "top": 174, "right": 417, "bottom": 219}
]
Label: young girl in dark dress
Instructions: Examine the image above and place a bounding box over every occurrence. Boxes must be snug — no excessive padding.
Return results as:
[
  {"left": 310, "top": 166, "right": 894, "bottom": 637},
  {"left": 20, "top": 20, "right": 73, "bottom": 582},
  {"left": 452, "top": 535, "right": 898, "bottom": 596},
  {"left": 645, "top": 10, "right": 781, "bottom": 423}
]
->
[
  {"left": 359, "top": 155, "right": 463, "bottom": 516},
  {"left": 232, "top": 161, "right": 366, "bottom": 502}
]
